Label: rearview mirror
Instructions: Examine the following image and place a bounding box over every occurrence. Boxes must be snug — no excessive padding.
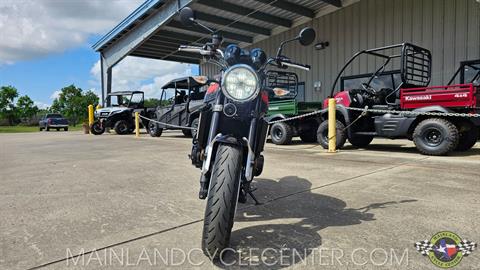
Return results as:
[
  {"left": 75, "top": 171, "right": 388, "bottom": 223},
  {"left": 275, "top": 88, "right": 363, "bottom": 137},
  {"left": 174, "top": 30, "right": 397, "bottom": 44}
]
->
[
  {"left": 298, "top": 27, "right": 316, "bottom": 46},
  {"left": 179, "top": 7, "right": 195, "bottom": 27}
]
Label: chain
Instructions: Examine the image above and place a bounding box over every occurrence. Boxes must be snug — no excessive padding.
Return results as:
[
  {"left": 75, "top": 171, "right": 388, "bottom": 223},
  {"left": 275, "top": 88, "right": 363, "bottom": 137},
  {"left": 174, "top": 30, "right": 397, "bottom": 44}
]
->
[
  {"left": 268, "top": 106, "right": 480, "bottom": 125},
  {"left": 139, "top": 115, "right": 197, "bottom": 130},
  {"left": 141, "top": 106, "right": 480, "bottom": 132}
]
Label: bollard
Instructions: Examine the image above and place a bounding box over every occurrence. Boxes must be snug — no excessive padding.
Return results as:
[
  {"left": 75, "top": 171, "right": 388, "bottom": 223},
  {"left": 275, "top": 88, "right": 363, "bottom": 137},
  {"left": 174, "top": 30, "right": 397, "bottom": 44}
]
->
[
  {"left": 96, "top": 104, "right": 102, "bottom": 110},
  {"left": 328, "top": 98, "right": 336, "bottom": 153},
  {"left": 135, "top": 112, "right": 140, "bottom": 138},
  {"left": 88, "top": 105, "right": 94, "bottom": 134}
]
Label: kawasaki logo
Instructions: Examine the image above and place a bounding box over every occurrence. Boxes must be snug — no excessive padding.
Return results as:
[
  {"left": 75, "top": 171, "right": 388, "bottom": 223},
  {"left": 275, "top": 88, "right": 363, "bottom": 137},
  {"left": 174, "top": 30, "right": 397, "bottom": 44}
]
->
[{"left": 405, "top": 95, "right": 432, "bottom": 101}]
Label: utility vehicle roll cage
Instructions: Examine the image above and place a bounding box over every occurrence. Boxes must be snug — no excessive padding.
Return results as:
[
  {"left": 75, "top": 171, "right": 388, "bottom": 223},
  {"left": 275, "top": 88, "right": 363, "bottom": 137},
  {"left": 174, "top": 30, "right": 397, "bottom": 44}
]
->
[
  {"left": 330, "top": 43, "right": 432, "bottom": 98},
  {"left": 106, "top": 91, "right": 145, "bottom": 108},
  {"left": 266, "top": 70, "right": 299, "bottom": 100},
  {"left": 447, "top": 59, "right": 480, "bottom": 85}
]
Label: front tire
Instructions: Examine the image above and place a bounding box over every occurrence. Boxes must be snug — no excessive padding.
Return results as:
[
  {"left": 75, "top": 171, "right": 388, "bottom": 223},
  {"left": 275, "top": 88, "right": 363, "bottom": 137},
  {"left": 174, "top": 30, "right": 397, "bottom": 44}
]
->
[
  {"left": 413, "top": 118, "right": 459, "bottom": 156},
  {"left": 317, "top": 120, "right": 347, "bottom": 149},
  {"left": 114, "top": 120, "right": 129, "bottom": 135},
  {"left": 90, "top": 121, "right": 105, "bottom": 135},
  {"left": 148, "top": 121, "right": 163, "bottom": 137},
  {"left": 270, "top": 122, "right": 293, "bottom": 145},
  {"left": 202, "top": 144, "right": 243, "bottom": 259},
  {"left": 64, "top": 127, "right": 68, "bottom": 131},
  {"left": 191, "top": 117, "right": 199, "bottom": 139}
]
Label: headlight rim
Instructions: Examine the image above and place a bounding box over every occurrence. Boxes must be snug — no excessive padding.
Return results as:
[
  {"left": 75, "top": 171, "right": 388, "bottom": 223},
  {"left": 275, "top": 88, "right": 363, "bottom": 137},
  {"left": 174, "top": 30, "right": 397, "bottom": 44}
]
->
[{"left": 221, "top": 64, "right": 260, "bottom": 103}]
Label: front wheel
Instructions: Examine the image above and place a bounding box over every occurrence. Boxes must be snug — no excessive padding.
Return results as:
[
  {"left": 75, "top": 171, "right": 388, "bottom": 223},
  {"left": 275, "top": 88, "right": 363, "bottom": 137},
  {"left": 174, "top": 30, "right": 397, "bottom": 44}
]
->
[
  {"left": 90, "top": 121, "right": 105, "bottom": 135},
  {"left": 317, "top": 120, "right": 347, "bottom": 149},
  {"left": 114, "top": 120, "right": 130, "bottom": 135},
  {"left": 270, "top": 122, "right": 293, "bottom": 145},
  {"left": 148, "top": 121, "right": 163, "bottom": 137},
  {"left": 413, "top": 118, "right": 459, "bottom": 156},
  {"left": 202, "top": 144, "right": 243, "bottom": 259}
]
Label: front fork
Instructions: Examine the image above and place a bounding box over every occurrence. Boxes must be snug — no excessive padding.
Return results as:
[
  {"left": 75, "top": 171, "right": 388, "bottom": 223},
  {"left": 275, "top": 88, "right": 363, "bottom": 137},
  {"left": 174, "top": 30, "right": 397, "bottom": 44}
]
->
[{"left": 198, "top": 96, "right": 262, "bottom": 202}]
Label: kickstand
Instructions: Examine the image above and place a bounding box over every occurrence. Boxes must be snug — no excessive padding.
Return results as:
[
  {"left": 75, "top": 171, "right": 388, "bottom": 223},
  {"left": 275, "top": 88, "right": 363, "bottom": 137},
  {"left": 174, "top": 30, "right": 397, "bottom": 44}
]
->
[{"left": 247, "top": 189, "right": 262, "bottom": 205}]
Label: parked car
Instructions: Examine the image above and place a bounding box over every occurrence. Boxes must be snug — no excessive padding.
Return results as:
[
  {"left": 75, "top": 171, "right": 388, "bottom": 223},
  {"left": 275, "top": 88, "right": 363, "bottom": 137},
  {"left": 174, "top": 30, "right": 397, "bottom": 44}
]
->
[
  {"left": 39, "top": 113, "right": 69, "bottom": 131},
  {"left": 91, "top": 91, "right": 155, "bottom": 135},
  {"left": 148, "top": 76, "right": 209, "bottom": 138}
]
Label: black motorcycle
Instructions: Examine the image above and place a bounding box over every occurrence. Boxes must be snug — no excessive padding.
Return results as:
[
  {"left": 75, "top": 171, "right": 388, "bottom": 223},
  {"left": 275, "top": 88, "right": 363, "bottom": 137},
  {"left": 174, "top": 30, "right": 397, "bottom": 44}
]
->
[{"left": 178, "top": 7, "right": 316, "bottom": 259}]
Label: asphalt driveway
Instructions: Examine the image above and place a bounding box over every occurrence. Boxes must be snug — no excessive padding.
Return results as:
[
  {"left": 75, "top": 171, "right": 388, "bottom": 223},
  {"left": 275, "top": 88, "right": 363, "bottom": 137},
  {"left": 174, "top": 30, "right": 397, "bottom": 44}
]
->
[{"left": 1, "top": 131, "right": 479, "bottom": 269}]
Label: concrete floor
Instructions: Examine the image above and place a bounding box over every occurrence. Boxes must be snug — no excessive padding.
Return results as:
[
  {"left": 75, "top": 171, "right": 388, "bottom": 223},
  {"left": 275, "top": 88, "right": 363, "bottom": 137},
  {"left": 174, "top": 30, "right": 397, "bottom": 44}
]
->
[{"left": 1, "top": 131, "right": 479, "bottom": 269}]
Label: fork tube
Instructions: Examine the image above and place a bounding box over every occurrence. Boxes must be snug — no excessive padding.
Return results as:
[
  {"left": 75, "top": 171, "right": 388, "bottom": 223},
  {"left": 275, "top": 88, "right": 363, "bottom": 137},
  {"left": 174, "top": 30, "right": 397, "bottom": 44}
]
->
[{"left": 207, "top": 93, "right": 223, "bottom": 144}]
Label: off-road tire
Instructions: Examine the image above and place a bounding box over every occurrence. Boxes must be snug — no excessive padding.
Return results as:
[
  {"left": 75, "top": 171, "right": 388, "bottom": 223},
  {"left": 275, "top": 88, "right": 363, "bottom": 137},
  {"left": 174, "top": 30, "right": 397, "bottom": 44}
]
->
[
  {"left": 348, "top": 135, "right": 374, "bottom": 148},
  {"left": 64, "top": 127, "right": 68, "bottom": 131},
  {"left": 317, "top": 120, "right": 347, "bottom": 149},
  {"left": 456, "top": 122, "right": 478, "bottom": 151},
  {"left": 148, "top": 121, "right": 163, "bottom": 137},
  {"left": 90, "top": 121, "right": 105, "bottom": 135},
  {"left": 413, "top": 118, "right": 459, "bottom": 156},
  {"left": 191, "top": 118, "right": 199, "bottom": 139},
  {"left": 56, "top": 128, "right": 60, "bottom": 131},
  {"left": 299, "top": 127, "right": 318, "bottom": 143},
  {"left": 202, "top": 144, "right": 242, "bottom": 260},
  {"left": 114, "top": 120, "right": 129, "bottom": 135},
  {"left": 46, "top": 127, "right": 50, "bottom": 131},
  {"left": 39, "top": 127, "right": 44, "bottom": 131},
  {"left": 270, "top": 122, "right": 293, "bottom": 145}
]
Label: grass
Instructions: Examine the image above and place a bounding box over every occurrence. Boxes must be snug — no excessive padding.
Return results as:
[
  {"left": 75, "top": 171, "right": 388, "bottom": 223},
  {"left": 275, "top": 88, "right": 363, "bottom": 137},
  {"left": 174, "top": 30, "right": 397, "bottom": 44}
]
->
[{"left": 0, "top": 125, "right": 84, "bottom": 133}]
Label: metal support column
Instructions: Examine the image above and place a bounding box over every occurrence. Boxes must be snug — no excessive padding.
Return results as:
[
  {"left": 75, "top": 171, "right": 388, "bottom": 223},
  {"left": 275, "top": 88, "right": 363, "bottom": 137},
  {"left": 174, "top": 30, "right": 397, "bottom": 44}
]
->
[{"left": 100, "top": 54, "right": 112, "bottom": 106}]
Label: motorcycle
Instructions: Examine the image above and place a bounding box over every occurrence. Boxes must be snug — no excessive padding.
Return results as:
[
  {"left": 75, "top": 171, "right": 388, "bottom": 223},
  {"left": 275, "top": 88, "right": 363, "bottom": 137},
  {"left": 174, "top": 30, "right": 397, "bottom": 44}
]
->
[{"left": 178, "top": 7, "right": 316, "bottom": 259}]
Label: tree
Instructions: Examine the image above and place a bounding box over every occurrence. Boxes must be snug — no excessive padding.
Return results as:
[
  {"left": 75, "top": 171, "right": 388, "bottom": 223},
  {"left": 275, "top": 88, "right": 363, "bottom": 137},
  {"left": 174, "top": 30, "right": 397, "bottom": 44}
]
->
[
  {"left": 16, "top": 95, "right": 39, "bottom": 121},
  {"left": 50, "top": 85, "right": 99, "bottom": 126},
  {"left": 0, "top": 85, "right": 19, "bottom": 125}
]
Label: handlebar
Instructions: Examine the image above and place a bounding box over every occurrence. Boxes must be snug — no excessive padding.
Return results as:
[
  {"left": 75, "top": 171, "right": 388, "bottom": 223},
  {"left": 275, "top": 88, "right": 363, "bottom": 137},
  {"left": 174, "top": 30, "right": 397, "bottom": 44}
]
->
[
  {"left": 178, "top": 45, "right": 224, "bottom": 58},
  {"left": 278, "top": 60, "right": 311, "bottom": 71}
]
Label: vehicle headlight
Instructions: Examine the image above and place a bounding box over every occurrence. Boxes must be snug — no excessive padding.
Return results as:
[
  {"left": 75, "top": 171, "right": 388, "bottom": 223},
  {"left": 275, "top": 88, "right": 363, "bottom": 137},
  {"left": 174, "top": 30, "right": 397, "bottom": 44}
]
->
[{"left": 222, "top": 64, "right": 259, "bottom": 102}]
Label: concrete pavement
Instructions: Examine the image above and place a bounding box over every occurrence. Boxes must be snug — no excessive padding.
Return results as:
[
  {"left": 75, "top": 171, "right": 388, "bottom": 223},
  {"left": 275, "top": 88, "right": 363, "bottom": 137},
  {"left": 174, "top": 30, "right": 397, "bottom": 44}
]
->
[{"left": 1, "top": 131, "right": 479, "bottom": 269}]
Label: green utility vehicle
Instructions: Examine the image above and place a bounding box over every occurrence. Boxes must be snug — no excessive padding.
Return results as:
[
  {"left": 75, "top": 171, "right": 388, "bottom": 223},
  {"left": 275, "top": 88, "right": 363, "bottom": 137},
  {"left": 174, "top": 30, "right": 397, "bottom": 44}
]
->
[{"left": 266, "top": 71, "right": 323, "bottom": 144}]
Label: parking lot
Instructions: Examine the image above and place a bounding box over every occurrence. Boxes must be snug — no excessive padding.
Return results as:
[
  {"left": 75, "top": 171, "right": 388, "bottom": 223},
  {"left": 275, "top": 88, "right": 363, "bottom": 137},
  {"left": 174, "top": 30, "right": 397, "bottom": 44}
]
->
[{"left": 1, "top": 131, "right": 479, "bottom": 269}]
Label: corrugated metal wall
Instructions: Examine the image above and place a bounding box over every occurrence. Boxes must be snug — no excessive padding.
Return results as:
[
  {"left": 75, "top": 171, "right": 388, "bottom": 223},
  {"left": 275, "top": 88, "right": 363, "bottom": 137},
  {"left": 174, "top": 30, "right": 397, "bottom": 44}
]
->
[{"left": 201, "top": 0, "right": 480, "bottom": 102}]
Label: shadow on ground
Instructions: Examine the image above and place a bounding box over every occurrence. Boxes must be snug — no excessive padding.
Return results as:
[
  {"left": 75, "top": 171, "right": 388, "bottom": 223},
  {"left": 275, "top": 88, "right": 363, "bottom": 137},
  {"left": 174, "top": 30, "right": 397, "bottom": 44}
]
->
[{"left": 216, "top": 176, "right": 417, "bottom": 269}]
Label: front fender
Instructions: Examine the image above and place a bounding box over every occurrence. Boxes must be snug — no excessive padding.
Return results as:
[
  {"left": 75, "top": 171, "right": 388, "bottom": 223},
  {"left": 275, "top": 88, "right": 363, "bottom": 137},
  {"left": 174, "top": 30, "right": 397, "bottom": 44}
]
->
[{"left": 265, "top": 114, "right": 286, "bottom": 123}]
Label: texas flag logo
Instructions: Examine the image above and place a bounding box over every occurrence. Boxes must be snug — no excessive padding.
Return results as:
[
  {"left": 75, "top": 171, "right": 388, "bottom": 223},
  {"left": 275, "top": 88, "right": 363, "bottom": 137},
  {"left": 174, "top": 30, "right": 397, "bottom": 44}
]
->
[
  {"left": 433, "top": 239, "right": 459, "bottom": 260},
  {"left": 415, "top": 231, "right": 476, "bottom": 268}
]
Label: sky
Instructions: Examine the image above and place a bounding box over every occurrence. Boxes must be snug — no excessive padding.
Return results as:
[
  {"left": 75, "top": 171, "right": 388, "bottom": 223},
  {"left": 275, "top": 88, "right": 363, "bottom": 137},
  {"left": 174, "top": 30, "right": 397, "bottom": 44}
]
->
[{"left": 0, "top": 0, "right": 198, "bottom": 109}]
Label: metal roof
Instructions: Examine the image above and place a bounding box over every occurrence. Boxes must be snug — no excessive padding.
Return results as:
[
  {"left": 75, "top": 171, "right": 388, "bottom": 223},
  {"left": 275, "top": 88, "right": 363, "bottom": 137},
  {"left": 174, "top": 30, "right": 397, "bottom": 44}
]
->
[{"left": 94, "top": 0, "right": 344, "bottom": 65}]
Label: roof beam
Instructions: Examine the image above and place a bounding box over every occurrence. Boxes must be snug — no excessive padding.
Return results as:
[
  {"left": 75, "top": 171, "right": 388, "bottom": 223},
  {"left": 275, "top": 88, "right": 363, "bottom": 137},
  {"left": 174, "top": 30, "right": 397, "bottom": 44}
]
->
[
  {"left": 253, "top": 0, "right": 315, "bottom": 18},
  {"left": 101, "top": 0, "right": 194, "bottom": 68},
  {"left": 195, "top": 11, "right": 271, "bottom": 36},
  {"left": 153, "top": 30, "right": 210, "bottom": 44},
  {"left": 321, "top": 0, "right": 342, "bottom": 8},
  {"left": 197, "top": 0, "right": 292, "bottom": 28},
  {"left": 167, "top": 20, "right": 253, "bottom": 43},
  {"left": 133, "top": 48, "right": 201, "bottom": 59},
  {"left": 130, "top": 53, "right": 200, "bottom": 64}
]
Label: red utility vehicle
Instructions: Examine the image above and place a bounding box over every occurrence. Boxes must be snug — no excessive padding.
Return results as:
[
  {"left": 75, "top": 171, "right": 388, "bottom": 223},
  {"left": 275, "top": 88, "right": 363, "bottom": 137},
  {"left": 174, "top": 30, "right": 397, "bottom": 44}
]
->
[{"left": 317, "top": 43, "right": 479, "bottom": 155}]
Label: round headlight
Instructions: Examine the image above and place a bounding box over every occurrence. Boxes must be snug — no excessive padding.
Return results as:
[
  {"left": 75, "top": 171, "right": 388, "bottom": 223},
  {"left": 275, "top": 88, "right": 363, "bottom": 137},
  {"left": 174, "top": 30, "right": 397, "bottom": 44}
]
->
[{"left": 222, "top": 65, "right": 259, "bottom": 102}]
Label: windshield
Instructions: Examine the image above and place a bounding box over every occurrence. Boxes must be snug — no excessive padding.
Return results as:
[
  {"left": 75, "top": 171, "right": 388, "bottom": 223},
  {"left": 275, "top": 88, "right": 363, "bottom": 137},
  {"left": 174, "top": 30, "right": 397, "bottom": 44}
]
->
[
  {"left": 342, "top": 73, "right": 401, "bottom": 91},
  {"left": 109, "top": 95, "right": 127, "bottom": 106}
]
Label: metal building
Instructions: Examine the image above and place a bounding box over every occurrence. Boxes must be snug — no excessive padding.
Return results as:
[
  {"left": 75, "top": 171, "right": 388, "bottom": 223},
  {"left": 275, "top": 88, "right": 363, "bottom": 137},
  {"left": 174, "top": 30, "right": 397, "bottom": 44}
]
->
[{"left": 94, "top": 0, "right": 480, "bottom": 104}]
